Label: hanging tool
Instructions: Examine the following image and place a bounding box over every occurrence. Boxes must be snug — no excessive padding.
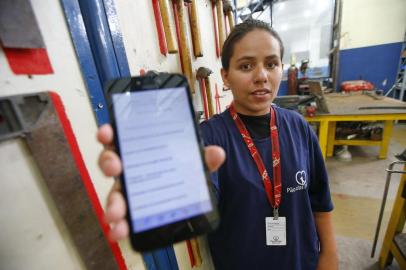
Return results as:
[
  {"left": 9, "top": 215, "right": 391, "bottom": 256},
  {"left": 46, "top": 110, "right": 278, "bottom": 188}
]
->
[
  {"left": 205, "top": 69, "right": 215, "bottom": 118},
  {"left": 211, "top": 1, "right": 220, "bottom": 58},
  {"left": 152, "top": 0, "right": 168, "bottom": 55},
  {"left": 0, "top": 92, "right": 127, "bottom": 269},
  {"left": 215, "top": 83, "right": 222, "bottom": 114},
  {"left": 223, "top": 0, "right": 235, "bottom": 32},
  {"left": 197, "top": 67, "right": 214, "bottom": 117},
  {"left": 196, "top": 67, "right": 213, "bottom": 120},
  {"left": 158, "top": 0, "right": 178, "bottom": 53},
  {"left": 215, "top": 0, "right": 225, "bottom": 52},
  {"left": 185, "top": 241, "right": 196, "bottom": 267},
  {"left": 172, "top": 0, "right": 194, "bottom": 93},
  {"left": 190, "top": 238, "right": 202, "bottom": 267},
  {"left": 185, "top": 0, "right": 203, "bottom": 57}
]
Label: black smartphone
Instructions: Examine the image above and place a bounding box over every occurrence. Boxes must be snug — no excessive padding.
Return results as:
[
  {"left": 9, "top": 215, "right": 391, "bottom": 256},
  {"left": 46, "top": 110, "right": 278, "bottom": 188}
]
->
[{"left": 104, "top": 73, "right": 219, "bottom": 252}]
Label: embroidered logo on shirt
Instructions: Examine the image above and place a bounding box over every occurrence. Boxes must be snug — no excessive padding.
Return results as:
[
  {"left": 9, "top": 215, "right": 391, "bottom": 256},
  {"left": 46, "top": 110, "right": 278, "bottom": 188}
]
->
[
  {"left": 286, "top": 170, "right": 308, "bottom": 193},
  {"left": 295, "top": 170, "right": 307, "bottom": 186}
]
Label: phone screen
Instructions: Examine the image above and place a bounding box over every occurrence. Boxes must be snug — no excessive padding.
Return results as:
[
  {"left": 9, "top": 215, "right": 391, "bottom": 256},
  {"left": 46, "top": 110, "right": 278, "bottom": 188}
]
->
[{"left": 112, "top": 87, "right": 213, "bottom": 233}]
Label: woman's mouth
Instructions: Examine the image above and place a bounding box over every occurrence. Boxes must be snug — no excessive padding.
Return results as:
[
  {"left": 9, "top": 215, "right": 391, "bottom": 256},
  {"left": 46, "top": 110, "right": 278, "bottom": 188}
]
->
[{"left": 251, "top": 89, "right": 271, "bottom": 96}]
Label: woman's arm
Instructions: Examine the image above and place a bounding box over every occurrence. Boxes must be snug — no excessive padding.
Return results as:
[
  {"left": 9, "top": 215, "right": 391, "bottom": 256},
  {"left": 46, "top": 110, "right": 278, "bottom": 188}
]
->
[{"left": 313, "top": 211, "right": 338, "bottom": 270}]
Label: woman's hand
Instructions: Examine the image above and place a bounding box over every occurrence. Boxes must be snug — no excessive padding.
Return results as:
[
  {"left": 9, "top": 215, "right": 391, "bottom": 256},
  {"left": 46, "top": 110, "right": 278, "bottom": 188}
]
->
[{"left": 97, "top": 124, "right": 225, "bottom": 241}]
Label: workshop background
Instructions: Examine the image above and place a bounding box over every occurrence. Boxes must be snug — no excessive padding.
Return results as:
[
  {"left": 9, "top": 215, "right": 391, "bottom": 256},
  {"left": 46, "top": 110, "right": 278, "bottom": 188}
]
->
[{"left": 1, "top": 0, "right": 406, "bottom": 270}]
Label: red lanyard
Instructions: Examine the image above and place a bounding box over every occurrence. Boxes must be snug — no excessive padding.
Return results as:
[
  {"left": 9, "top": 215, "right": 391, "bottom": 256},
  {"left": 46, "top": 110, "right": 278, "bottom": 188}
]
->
[{"left": 229, "top": 104, "right": 282, "bottom": 214}]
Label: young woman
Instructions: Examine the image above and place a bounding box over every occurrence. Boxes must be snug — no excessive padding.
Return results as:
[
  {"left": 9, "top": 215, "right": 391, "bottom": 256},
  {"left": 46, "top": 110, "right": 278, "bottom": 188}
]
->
[{"left": 98, "top": 19, "right": 338, "bottom": 270}]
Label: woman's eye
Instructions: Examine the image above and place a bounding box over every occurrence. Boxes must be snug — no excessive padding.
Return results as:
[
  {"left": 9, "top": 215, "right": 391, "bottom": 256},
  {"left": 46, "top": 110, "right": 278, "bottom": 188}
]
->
[
  {"left": 267, "top": 62, "right": 277, "bottom": 69},
  {"left": 240, "top": 64, "right": 252, "bottom": 71}
]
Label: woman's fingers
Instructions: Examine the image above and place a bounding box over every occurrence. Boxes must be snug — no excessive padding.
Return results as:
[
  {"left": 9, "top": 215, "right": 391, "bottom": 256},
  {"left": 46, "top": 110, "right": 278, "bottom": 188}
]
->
[
  {"left": 205, "top": 145, "right": 226, "bottom": 172},
  {"left": 97, "top": 124, "right": 121, "bottom": 177},
  {"left": 98, "top": 150, "right": 122, "bottom": 177},
  {"left": 105, "top": 189, "right": 126, "bottom": 224},
  {"left": 105, "top": 185, "right": 128, "bottom": 241},
  {"left": 109, "top": 219, "right": 129, "bottom": 241},
  {"left": 97, "top": 124, "right": 114, "bottom": 145}
]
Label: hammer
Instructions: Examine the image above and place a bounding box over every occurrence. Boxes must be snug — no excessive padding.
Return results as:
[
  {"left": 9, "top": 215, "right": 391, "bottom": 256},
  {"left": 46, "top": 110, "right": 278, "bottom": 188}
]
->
[
  {"left": 159, "top": 0, "right": 178, "bottom": 54},
  {"left": 211, "top": 1, "right": 220, "bottom": 58},
  {"left": 196, "top": 67, "right": 213, "bottom": 120},
  {"left": 223, "top": 0, "right": 235, "bottom": 31},
  {"left": 172, "top": 0, "right": 194, "bottom": 93},
  {"left": 215, "top": 0, "right": 225, "bottom": 52},
  {"left": 185, "top": 0, "right": 203, "bottom": 57},
  {"left": 152, "top": 0, "right": 168, "bottom": 55},
  {"left": 215, "top": 83, "right": 223, "bottom": 114},
  {"left": 196, "top": 67, "right": 214, "bottom": 118}
]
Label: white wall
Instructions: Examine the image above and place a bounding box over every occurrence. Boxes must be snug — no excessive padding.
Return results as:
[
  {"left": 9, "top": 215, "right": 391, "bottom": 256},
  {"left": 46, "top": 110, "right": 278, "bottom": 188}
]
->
[
  {"left": 0, "top": 139, "right": 87, "bottom": 270},
  {"left": 340, "top": 0, "right": 406, "bottom": 50},
  {"left": 0, "top": 0, "right": 121, "bottom": 269}
]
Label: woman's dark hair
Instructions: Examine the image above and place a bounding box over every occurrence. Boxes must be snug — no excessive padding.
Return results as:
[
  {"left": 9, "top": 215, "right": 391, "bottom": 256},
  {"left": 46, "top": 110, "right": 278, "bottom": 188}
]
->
[{"left": 221, "top": 19, "right": 284, "bottom": 70}]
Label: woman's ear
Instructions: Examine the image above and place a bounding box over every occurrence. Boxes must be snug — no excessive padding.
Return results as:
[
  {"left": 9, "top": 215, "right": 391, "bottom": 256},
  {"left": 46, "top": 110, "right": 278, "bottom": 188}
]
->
[{"left": 221, "top": 68, "right": 230, "bottom": 89}]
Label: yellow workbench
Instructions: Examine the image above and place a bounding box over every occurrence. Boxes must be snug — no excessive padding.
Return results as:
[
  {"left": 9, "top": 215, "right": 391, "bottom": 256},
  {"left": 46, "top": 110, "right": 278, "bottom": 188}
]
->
[
  {"left": 305, "top": 94, "right": 406, "bottom": 159},
  {"left": 378, "top": 163, "right": 406, "bottom": 269}
]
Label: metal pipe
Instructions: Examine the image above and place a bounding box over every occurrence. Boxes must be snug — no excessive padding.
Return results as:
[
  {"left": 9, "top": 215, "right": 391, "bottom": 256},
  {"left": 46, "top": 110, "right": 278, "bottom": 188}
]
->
[{"left": 371, "top": 161, "right": 406, "bottom": 258}]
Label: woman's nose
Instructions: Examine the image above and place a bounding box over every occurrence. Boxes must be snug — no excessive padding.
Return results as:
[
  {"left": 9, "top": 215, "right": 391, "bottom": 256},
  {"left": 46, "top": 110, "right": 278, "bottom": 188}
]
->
[{"left": 254, "top": 66, "right": 268, "bottom": 83}]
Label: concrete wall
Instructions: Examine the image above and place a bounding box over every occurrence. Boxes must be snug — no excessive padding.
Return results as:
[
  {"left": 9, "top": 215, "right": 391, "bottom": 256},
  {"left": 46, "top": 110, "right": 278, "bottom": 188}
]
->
[
  {"left": 338, "top": 0, "right": 406, "bottom": 92},
  {"left": 340, "top": 0, "right": 405, "bottom": 50}
]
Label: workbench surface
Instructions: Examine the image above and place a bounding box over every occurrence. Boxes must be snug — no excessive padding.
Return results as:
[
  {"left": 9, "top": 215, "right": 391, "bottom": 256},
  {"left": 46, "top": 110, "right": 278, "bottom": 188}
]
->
[{"left": 321, "top": 93, "right": 406, "bottom": 115}]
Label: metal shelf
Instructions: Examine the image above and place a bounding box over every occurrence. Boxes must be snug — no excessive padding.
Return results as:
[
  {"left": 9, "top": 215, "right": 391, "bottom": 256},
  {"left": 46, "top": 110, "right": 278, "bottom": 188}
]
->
[{"left": 386, "top": 31, "right": 406, "bottom": 102}]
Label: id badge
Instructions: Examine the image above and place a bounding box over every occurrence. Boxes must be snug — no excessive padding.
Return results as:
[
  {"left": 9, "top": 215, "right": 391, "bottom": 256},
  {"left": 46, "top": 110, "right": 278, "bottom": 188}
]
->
[{"left": 265, "top": 217, "right": 286, "bottom": 246}]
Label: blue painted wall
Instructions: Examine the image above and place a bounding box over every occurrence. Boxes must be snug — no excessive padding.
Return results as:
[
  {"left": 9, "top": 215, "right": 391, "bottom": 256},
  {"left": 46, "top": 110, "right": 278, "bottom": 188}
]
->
[
  {"left": 278, "top": 81, "right": 288, "bottom": 96},
  {"left": 338, "top": 42, "right": 403, "bottom": 93}
]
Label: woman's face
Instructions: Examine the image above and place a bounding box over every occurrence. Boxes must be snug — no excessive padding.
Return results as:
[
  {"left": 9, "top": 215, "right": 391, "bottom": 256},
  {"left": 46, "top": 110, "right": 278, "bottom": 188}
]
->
[{"left": 221, "top": 29, "right": 283, "bottom": 116}]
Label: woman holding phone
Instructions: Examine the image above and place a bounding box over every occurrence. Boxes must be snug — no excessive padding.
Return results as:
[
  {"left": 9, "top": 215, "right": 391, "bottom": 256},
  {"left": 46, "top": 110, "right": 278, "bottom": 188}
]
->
[{"left": 98, "top": 19, "right": 338, "bottom": 270}]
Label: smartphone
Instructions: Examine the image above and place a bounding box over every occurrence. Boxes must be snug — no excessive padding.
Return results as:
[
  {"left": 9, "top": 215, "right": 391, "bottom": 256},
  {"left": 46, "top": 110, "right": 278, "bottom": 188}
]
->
[{"left": 104, "top": 73, "right": 219, "bottom": 251}]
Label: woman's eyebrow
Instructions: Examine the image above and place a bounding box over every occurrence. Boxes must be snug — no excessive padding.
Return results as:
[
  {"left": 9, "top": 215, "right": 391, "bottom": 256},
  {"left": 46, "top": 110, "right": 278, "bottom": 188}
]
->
[
  {"left": 266, "top": 54, "right": 280, "bottom": 60},
  {"left": 235, "top": 54, "right": 280, "bottom": 63},
  {"left": 235, "top": 56, "right": 255, "bottom": 63}
]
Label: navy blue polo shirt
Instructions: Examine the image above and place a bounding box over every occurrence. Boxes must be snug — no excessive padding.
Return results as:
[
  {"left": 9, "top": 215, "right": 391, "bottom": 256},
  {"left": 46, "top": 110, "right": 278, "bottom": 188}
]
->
[{"left": 200, "top": 106, "right": 333, "bottom": 270}]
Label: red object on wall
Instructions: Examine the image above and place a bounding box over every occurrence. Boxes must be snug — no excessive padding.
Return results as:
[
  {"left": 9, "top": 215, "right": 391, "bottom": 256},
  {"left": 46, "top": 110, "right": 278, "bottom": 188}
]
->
[
  {"left": 341, "top": 80, "right": 374, "bottom": 92},
  {"left": 3, "top": 47, "right": 53, "bottom": 75},
  {"left": 152, "top": 0, "right": 168, "bottom": 56}
]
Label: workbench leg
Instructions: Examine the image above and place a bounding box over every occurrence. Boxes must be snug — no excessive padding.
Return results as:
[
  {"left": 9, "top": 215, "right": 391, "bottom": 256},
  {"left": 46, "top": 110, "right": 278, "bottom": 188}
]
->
[
  {"left": 379, "top": 168, "right": 406, "bottom": 269},
  {"left": 327, "top": 121, "right": 336, "bottom": 157},
  {"left": 318, "top": 120, "right": 329, "bottom": 159},
  {"left": 379, "top": 120, "right": 393, "bottom": 159},
  {"left": 389, "top": 242, "right": 406, "bottom": 270}
]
